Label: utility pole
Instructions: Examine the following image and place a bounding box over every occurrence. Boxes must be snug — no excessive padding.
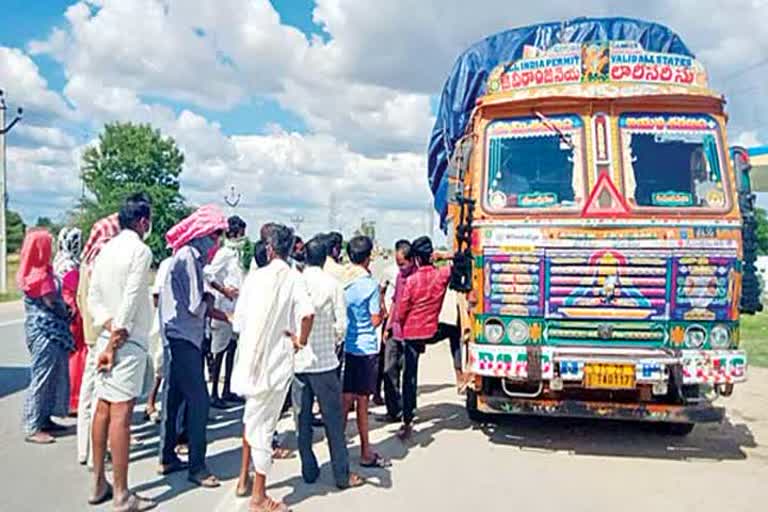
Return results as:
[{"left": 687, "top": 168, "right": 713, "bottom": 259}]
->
[
  {"left": 290, "top": 215, "right": 304, "bottom": 234},
  {"left": 0, "top": 90, "right": 23, "bottom": 294}
]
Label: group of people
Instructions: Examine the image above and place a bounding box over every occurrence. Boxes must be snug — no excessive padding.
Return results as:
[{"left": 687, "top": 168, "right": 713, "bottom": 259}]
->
[{"left": 17, "top": 191, "right": 464, "bottom": 512}]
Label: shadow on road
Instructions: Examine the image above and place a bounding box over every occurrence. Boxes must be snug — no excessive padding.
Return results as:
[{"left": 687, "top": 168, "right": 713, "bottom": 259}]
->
[
  {"left": 478, "top": 413, "right": 756, "bottom": 461},
  {"left": 368, "top": 394, "right": 756, "bottom": 463},
  {"left": 0, "top": 366, "right": 29, "bottom": 399}
]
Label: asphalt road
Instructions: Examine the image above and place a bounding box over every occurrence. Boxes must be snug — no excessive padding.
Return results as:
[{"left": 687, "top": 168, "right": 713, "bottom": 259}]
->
[{"left": 1, "top": 300, "right": 767, "bottom": 511}]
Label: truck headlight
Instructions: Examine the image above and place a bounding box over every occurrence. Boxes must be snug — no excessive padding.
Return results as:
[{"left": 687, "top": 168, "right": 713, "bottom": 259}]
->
[
  {"left": 684, "top": 325, "right": 707, "bottom": 349},
  {"left": 484, "top": 318, "right": 505, "bottom": 344},
  {"left": 710, "top": 325, "right": 731, "bottom": 349},
  {"left": 507, "top": 319, "right": 529, "bottom": 344}
]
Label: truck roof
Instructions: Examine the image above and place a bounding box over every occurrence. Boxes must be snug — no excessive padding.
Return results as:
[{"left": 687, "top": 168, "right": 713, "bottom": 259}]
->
[{"left": 428, "top": 17, "right": 698, "bottom": 226}]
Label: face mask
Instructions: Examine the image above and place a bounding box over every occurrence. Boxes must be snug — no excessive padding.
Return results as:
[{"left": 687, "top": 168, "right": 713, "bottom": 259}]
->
[
  {"left": 206, "top": 236, "right": 220, "bottom": 263},
  {"left": 142, "top": 220, "right": 153, "bottom": 242}
]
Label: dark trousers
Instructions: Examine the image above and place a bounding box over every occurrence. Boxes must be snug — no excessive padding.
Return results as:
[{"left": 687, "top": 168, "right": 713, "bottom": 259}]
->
[
  {"left": 383, "top": 337, "right": 404, "bottom": 419},
  {"left": 292, "top": 370, "right": 350, "bottom": 488},
  {"left": 402, "top": 323, "right": 457, "bottom": 425},
  {"left": 402, "top": 341, "right": 423, "bottom": 425},
  {"left": 159, "top": 337, "right": 209, "bottom": 477}
]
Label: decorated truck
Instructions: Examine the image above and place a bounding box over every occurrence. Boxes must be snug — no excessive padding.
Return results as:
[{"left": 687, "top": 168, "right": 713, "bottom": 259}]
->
[{"left": 429, "top": 18, "right": 758, "bottom": 434}]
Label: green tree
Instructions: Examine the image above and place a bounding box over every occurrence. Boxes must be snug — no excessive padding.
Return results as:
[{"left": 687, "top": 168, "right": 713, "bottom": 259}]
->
[
  {"left": 756, "top": 208, "right": 768, "bottom": 255},
  {"left": 6, "top": 210, "right": 26, "bottom": 253},
  {"left": 77, "top": 122, "right": 190, "bottom": 263}
]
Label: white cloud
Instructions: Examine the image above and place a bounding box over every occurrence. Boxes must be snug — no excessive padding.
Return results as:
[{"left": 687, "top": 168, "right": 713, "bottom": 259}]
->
[
  {"left": 733, "top": 131, "right": 764, "bottom": 148},
  {"left": 0, "top": 47, "right": 73, "bottom": 119},
  {"left": 8, "top": 0, "right": 768, "bottom": 244},
  {"left": 13, "top": 125, "right": 77, "bottom": 148}
]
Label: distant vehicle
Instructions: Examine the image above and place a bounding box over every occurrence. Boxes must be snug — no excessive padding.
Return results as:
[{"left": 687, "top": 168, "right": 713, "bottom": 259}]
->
[{"left": 431, "top": 17, "right": 751, "bottom": 435}]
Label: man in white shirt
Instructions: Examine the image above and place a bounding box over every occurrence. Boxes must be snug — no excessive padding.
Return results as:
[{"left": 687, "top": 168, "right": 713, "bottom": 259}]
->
[
  {"left": 232, "top": 224, "right": 315, "bottom": 512},
  {"left": 205, "top": 215, "right": 247, "bottom": 407},
  {"left": 145, "top": 256, "right": 172, "bottom": 422},
  {"left": 87, "top": 193, "right": 156, "bottom": 511},
  {"left": 292, "top": 237, "right": 363, "bottom": 490}
]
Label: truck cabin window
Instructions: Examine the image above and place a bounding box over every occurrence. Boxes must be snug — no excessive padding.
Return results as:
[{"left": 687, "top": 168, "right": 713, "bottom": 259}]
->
[
  {"left": 485, "top": 115, "right": 583, "bottom": 210},
  {"left": 620, "top": 114, "right": 726, "bottom": 209}
]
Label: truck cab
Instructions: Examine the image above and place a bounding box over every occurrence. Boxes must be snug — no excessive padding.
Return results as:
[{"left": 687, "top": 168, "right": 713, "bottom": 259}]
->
[{"left": 437, "top": 32, "right": 749, "bottom": 434}]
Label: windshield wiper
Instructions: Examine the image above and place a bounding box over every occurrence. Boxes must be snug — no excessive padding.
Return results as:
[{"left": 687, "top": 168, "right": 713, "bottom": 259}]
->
[{"left": 533, "top": 110, "right": 575, "bottom": 150}]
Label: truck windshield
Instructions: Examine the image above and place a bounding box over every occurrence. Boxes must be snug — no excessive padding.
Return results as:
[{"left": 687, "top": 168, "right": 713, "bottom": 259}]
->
[
  {"left": 620, "top": 113, "right": 728, "bottom": 209},
  {"left": 485, "top": 115, "right": 584, "bottom": 210}
]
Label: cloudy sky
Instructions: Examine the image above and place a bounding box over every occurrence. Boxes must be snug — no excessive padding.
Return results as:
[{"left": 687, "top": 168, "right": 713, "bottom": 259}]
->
[{"left": 2, "top": 0, "right": 767, "bottom": 244}]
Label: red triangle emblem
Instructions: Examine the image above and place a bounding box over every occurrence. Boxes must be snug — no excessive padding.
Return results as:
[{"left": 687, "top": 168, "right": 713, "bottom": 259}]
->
[{"left": 581, "top": 173, "right": 630, "bottom": 218}]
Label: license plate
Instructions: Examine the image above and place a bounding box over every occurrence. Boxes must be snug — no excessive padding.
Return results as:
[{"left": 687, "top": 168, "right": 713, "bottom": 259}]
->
[{"left": 584, "top": 363, "right": 636, "bottom": 389}]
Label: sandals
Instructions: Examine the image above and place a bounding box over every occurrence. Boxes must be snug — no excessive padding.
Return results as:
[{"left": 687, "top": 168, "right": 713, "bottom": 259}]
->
[
  {"left": 113, "top": 493, "right": 157, "bottom": 512},
  {"left": 341, "top": 473, "right": 366, "bottom": 489},
  {"left": 360, "top": 453, "right": 391, "bottom": 468},
  {"left": 156, "top": 460, "right": 189, "bottom": 476},
  {"left": 25, "top": 432, "right": 55, "bottom": 444},
  {"left": 396, "top": 424, "right": 413, "bottom": 441},
  {"left": 272, "top": 447, "right": 294, "bottom": 460},
  {"left": 236, "top": 476, "right": 252, "bottom": 498},
  {"left": 188, "top": 473, "right": 221, "bottom": 488},
  {"left": 249, "top": 497, "right": 290, "bottom": 512},
  {"left": 88, "top": 482, "right": 113, "bottom": 505}
]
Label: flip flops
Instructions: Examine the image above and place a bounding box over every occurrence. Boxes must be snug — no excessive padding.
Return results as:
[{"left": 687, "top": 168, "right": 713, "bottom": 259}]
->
[
  {"left": 360, "top": 453, "right": 391, "bottom": 468},
  {"left": 112, "top": 493, "right": 157, "bottom": 512},
  {"left": 188, "top": 473, "right": 221, "bottom": 488},
  {"left": 156, "top": 460, "right": 189, "bottom": 476},
  {"left": 24, "top": 432, "right": 55, "bottom": 444},
  {"left": 88, "top": 482, "right": 113, "bottom": 506}
]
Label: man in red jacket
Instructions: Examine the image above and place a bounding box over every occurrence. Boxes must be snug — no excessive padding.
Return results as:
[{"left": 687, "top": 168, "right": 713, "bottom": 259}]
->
[{"left": 396, "top": 236, "right": 453, "bottom": 440}]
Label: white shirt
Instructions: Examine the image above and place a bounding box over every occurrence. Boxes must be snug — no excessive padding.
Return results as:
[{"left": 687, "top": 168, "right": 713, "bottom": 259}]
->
[
  {"left": 232, "top": 259, "right": 314, "bottom": 397},
  {"left": 150, "top": 257, "right": 173, "bottom": 338},
  {"left": 294, "top": 266, "right": 347, "bottom": 374},
  {"left": 88, "top": 230, "right": 153, "bottom": 348},
  {"left": 204, "top": 245, "right": 244, "bottom": 315}
]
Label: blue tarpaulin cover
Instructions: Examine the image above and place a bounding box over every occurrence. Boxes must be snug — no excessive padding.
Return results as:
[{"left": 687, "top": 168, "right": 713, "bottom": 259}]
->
[{"left": 428, "top": 17, "right": 694, "bottom": 227}]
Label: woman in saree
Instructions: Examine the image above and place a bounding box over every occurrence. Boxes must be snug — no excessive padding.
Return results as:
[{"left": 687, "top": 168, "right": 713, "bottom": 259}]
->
[
  {"left": 54, "top": 227, "right": 85, "bottom": 415},
  {"left": 18, "top": 229, "right": 74, "bottom": 444}
]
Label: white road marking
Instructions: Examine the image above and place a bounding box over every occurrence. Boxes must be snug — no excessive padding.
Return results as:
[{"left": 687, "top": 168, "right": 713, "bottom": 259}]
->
[{"left": 0, "top": 318, "right": 23, "bottom": 328}]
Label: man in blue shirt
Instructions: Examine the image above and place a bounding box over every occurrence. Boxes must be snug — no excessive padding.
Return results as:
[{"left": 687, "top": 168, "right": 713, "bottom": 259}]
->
[{"left": 342, "top": 236, "right": 389, "bottom": 468}]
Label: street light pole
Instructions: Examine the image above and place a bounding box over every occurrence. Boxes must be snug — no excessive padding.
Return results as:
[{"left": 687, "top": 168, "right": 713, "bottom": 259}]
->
[
  {"left": 224, "top": 185, "right": 241, "bottom": 209},
  {"left": 0, "top": 90, "right": 23, "bottom": 295}
]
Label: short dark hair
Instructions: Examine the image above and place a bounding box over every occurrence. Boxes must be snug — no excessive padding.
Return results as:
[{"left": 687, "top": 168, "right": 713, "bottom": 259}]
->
[
  {"left": 305, "top": 236, "right": 328, "bottom": 267},
  {"left": 327, "top": 232, "right": 343, "bottom": 252},
  {"left": 291, "top": 236, "right": 305, "bottom": 263},
  {"left": 260, "top": 222, "right": 279, "bottom": 242},
  {"left": 227, "top": 215, "right": 246, "bottom": 238},
  {"left": 394, "top": 239, "right": 411, "bottom": 258},
  {"left": 347, "top": 235, "right": 373, "bottom": 264},
  {"left": 253, "top": 240, "right": 269, "bottom": 268},
  {"left": 118, "top": 192, "right": 152, "bottom": 230},
  {"left": 410, "top": 236, "right": 433, "bottom": 265},
  {"left": 265, "top": 224, "right": 294, "bottom": 259}
]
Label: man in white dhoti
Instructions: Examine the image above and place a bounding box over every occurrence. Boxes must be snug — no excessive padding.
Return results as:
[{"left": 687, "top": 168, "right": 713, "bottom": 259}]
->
[
  {"left": 87, "top": 193, "right": 156, "bottom": 511},
  {"left": 232, "top": 224, "right": 314, "bottom": 512}
]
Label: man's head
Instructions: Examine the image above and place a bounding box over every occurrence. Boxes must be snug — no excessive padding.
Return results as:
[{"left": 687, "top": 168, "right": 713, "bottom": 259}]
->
[
  {"left": 118, "top": 192, "right": 152, "bottom": 239},
  {"left": 304, "top": 236, "right": 328, "bottom": 268},
  {"left": 253, "top": 240, "right": 269, "bottom": 268},
  {"left": 226, "top": 215, "right": 247, "bottom": 240},
  {"left": 327, "top": 231, "right": 343, "bottom": 262},
  {"left": 260, "top": 222, "right": 279, "bottom": 242},
  {"left": 410, "top": 236, "right": 433, "bottom": 267},
  {"left": 264, "top": 224, "right": 294, "bottom": 262},
  {"left": 394, "top": 239, "right": 412, "bottom": 268},
  {"left": 292, "top": 236, "right": 305, "bottom": 263},
  {"left": 347, "top": 235, "right": 373, "bottom": 268}
]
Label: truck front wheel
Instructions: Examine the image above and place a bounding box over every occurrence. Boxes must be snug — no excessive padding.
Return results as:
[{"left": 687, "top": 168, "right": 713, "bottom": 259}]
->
[{"left": 466, "top": 388, "right": 489, "bottom": 423}]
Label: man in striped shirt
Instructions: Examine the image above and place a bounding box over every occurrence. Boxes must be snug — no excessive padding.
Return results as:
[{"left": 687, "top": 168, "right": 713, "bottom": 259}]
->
[{"left": 292, "top": 237, "right": 363, "bottom": 489}]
